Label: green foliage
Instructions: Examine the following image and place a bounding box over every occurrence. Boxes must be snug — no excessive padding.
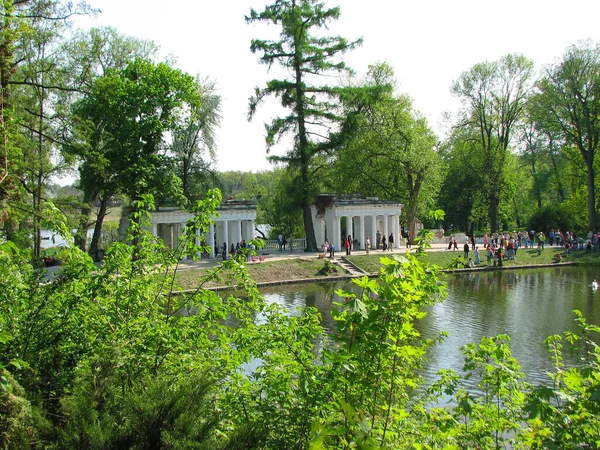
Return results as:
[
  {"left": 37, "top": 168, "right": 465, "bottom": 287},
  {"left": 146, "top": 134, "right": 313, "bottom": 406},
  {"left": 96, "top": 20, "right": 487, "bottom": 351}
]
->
[
  {"left": 74, "top": 58, "right": 202, "bottom": 205},
  {"left": 414, "top": 210, "right": 445, "bottom": 256},
  {"left": 219, "top": 253, "right": 447, "bottom": 449},
  {"left": 447, "top": 255, "right": 466, "bottom": 269},
  {"left": 333, "top": 65, "right": 443, "bottom": 241},
  {"left": 2, "top": 184, "right": 600, "bottom": 449},
  {"left": 59, "top": 370, "right": 224, "bottom": 450},
  {"left": 528, "top": 204, "right": 577, "bottom": 235},
  {"left": 533, "top": 41, "right": 600, "bottom": 232},
  {"left": 0, "top": 188, "right": 270, "bottom": 447},
  {"left": 247, "top": 0, "right": 362, "bottom": 251},
  {"left": 316, "top": 258, "right": 338, "bottom": 275},
  {"left": 450, "top": 53, "right": 534, "bottom": 233},
  {"left": 520, "top": 311, "right": 600, "bottom": 448},
  {"left": 0, "top": 369, "right": 38, "bottom": 450}
]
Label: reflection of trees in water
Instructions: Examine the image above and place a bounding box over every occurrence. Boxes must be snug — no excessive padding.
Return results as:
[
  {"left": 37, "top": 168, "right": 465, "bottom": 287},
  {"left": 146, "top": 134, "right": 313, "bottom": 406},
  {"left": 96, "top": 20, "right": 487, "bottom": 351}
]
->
[
  {"left": 252, "top": 268, "right": 600, "bottom": 390},
  {"left": 261, "top": 282, "right": 351, "bottom": 332}
]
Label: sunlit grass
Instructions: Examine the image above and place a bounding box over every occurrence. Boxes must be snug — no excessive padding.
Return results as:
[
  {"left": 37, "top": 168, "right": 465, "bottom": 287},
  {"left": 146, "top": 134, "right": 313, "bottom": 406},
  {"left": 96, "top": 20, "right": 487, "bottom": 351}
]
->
[{"left": 348, "top": 245, "right": 600, "bottom": 273}]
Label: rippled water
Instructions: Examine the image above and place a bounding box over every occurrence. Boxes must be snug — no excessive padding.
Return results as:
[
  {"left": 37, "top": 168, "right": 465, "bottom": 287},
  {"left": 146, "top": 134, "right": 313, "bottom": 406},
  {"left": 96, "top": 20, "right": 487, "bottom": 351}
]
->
[{"left": 260, "top": 266, "right": 600, "bottom": 388}]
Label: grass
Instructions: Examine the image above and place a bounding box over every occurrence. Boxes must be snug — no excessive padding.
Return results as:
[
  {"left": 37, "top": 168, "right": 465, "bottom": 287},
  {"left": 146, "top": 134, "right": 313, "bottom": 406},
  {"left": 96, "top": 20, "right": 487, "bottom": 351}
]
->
[
  {"left": 154, "top": 245, "right": 600, "bottom": 292},
  {"left": 171, "top": 257, "right": 344, "bottom": 291},
  {"left": 348, "top": 245, "right": 600, "bottom": 273}
]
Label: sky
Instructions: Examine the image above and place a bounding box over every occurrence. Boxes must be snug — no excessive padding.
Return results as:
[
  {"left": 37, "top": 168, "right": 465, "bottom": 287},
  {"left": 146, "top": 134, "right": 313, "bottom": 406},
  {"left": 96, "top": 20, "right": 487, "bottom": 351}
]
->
[{"left": 73, "top": 0, "right": 600, "bottom": 173}]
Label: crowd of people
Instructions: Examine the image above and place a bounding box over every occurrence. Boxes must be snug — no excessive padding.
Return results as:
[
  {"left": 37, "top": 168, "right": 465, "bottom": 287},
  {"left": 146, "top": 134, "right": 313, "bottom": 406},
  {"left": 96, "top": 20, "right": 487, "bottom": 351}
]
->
[
  {"left": 221, "top": 239, "right": 253, "bottom": 261},
  {"left": 447, "top": 228, "right": 599, "bottom": 268},
  {"left": 321, "top": 230, "right": 409, "bottom": 258}
]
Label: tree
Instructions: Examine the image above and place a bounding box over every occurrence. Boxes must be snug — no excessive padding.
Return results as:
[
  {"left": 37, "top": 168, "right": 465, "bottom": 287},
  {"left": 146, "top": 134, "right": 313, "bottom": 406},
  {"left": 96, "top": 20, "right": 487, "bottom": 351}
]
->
[
  {"left": 171, "top": 75, "right": 221, "bottom": 204},
  {"left": 0, "top": 0, "right": 92, "bottom": 194},
  {"left": 533, "top": 41, "right": 600, "bottom": 232},
  {"left": 337, "top": 95, "right": 442, "bottom": 242},
  {"left": 74, "top": 59, "right": 201, "bottom": 231},
  {"left": 0, "top": 1, "right": 93, "bottom": 256},
  {"left": 437, "top": 130, "right": 483, "bottom": 232},
  {"left": 63, "top": 27, "right": 158, "bottom": 252},
  {"left": 451, "top": 54, "right": 534, "bottom": 233},
  {"left": 246, "top": 0, "right": 362, "bottom": 252},
  {"left": 331, "top": 64, "right": 442, "bottom": 242}
]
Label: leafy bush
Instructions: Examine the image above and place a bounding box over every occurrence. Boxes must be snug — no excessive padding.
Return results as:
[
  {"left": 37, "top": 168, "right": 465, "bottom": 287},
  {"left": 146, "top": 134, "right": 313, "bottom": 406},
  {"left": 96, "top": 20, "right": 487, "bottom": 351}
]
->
[
  {"left": 2, "top": 195, "right": 600, "bottom": 449},
  {"left": 317, "top": 258, "right": 338, "bottom": 275},
  {"left": 528, "top": 204, "right": 577, "bottom": 235}
]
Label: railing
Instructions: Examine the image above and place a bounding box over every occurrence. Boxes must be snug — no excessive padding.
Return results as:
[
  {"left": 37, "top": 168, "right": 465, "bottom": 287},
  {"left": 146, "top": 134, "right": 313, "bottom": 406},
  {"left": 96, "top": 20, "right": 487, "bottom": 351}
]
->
[{"left": 260, "top": 238, "right": 307, "bottom": 252}]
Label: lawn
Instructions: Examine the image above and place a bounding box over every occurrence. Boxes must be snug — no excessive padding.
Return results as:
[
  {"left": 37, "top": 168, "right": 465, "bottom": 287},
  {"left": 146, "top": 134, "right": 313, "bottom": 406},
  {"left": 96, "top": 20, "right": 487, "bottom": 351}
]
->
[
  {"left": 348, "top": 245, "right": 600, "bottom": 273},
  {"left": 171, "top": 257, "right": 345, "bottom": 291},
  {"left": 157, "top": 245, "right": 600, "bottom": 292}
]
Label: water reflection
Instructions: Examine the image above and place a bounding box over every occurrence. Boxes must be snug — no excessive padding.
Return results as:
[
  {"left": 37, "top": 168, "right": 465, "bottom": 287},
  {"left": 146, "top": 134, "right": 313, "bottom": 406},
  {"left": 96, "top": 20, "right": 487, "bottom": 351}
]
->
[{"left": 260, "top": 267, "right": 600, "bottom": 388}]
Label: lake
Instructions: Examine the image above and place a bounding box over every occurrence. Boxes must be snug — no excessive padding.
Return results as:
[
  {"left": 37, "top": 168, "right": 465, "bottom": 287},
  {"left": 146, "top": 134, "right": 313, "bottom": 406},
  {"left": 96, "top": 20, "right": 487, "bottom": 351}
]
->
[{"left": 259, "top": 266, "right": 600, "bottom": 388}]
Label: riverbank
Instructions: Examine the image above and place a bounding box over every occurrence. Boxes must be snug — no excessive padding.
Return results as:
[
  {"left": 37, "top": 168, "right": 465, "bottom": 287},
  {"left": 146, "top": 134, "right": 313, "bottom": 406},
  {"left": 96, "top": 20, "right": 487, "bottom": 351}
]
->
[{"left": 170, "top": 243, "right": 599, "bottom": 291}]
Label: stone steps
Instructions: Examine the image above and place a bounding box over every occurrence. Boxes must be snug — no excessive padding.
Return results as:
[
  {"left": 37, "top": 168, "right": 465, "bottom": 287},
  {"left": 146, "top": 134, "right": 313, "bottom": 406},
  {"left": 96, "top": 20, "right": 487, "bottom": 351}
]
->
[{"left": 338, "top": 256, "right": 367, "bottom": 277}]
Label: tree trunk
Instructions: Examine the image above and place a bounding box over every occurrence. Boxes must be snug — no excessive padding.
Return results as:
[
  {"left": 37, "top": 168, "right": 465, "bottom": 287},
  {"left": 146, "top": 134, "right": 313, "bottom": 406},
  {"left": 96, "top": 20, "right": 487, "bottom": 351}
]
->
[
  {"left": 75, "top": 190, "right": 97, "bottom": 251},
  {"left": 294, "top": 60, "right": 317, "bottom": 252},
  {"left": 548, "top": 145, "right": 564, "bottom": 202},
  {"left": 89, "top": 197, "right": 108, "bottom": 255},
  {"left": 490, "top": 192, "right": 499, "bottom": 233},
  {"left": 512, "top": 193, "right": 521, "bottom": 228},
  {"left": 182, "top": 155, "right": 190, "bottom": 200},
  {"left": 586, "top": 156, "right": 597, "bottom": 232},
  {"left": 406, "top": 173, "right": 422, "bottom": 245},
  {"left": 33, "top": 84, "right": 45, "bottom": 261}
]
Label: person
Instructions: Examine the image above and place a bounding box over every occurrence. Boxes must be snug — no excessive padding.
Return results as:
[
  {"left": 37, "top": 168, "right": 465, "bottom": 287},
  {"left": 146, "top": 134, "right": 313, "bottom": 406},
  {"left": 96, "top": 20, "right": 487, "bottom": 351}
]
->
[
  {"left": 496, "top": 247, "right": 503, "bottom": 267},
  {"left": 366, "top": 236, "right": 371, "bottom": 255},
  {"left": 381, "top": 235, "right": 387, "bottom": 251},
  {"left": 474, "top": 246, "right": 480, "bottom": 265},
  {"left": 345, "top": 235, "right": 352, "bottom": 255},
  {"left": 448, "top": 234, "right": 453, "bottom": 250},
  {"left": 483, "top": 232, "right": 489, "bottom": 247},
  {"left": 467, "top": 258, "right": 475, "bottom": 268},
  {"left": 324, "top": 239, "right": 330, "bottom": 252},
  {"left": 282, "top": 235, "right": 287, "bottom": 251},
  {"left": 593, "top": 279, "right": 599, "bottom": 290},
  {"left": 487, "top": 245, "right": 494, "bottom": 267},
  {"left": 453, "top": 238, "right": 458, "bottom": 251},
  {"left": 221, "top": 242, "right": 227, "bottom": 261},
  {"left": 278, "top": 234, "right": 283, "bottom": 251},
  {"left": 406, "top": 230, "right": 411, "bottom": 249},
  {"left": 464, "top": 241, "right": 469, "bottom": 260},
  {"left": 471, "top": 235, "right": 476, "bottom": 250},
  {"left": 388, "top": 232, "right": 394, "bottom": 251},
  {"left": 230, "top": 243, "right": 236, "bottom": 255},
  {"left": 329, "top": 242, "right": 335, "bottom": 258},
  {"left": 376, "top": 230, "right": 381, "bottom": 249}
]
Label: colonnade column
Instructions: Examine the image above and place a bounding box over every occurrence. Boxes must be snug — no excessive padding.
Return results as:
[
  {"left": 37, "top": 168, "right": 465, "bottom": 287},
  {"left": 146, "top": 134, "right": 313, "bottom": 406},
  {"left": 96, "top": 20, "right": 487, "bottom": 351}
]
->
[
  {"left": 334, "top": 216, "right": 341, "bottom": 251},
  {"left": 180, "top": 223, "right": 187, "bottom": 259},
  {"left": 371, "top": 216, "right": 377, "bottom": 247},
  {"left": 223, "top": 220, "right": 229, "bottom": 251},
  {"left": 383, "top": 215, "right": 389, "bottom": 245},
  {"left": 209, "top": 223, "right": 215, "bottom": 258},
  {"left": 359, "top": 216, "right": 365, "bottom": 250},
  {"left": 314, "top": 218, "right": 325, "bottom": 248},
  {"left": 247, "top": 220, "right": 255, "bottom": 241}
]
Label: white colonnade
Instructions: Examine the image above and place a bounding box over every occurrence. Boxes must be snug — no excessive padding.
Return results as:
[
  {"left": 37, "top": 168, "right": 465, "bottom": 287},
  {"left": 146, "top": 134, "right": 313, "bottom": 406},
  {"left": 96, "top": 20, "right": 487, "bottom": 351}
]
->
[
  {"left": 311, "top": 196, "right": 403, "bottom": 252},
  {"left": 149, "top": 202, "right": 256, "bottom": 259}
]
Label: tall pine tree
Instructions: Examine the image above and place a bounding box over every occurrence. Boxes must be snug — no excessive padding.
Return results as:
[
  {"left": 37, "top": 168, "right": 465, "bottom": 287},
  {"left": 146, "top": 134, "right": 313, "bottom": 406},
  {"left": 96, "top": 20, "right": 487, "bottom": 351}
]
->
[{"left": 247, "top": 0, "right": 361, "bottom": 251}]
